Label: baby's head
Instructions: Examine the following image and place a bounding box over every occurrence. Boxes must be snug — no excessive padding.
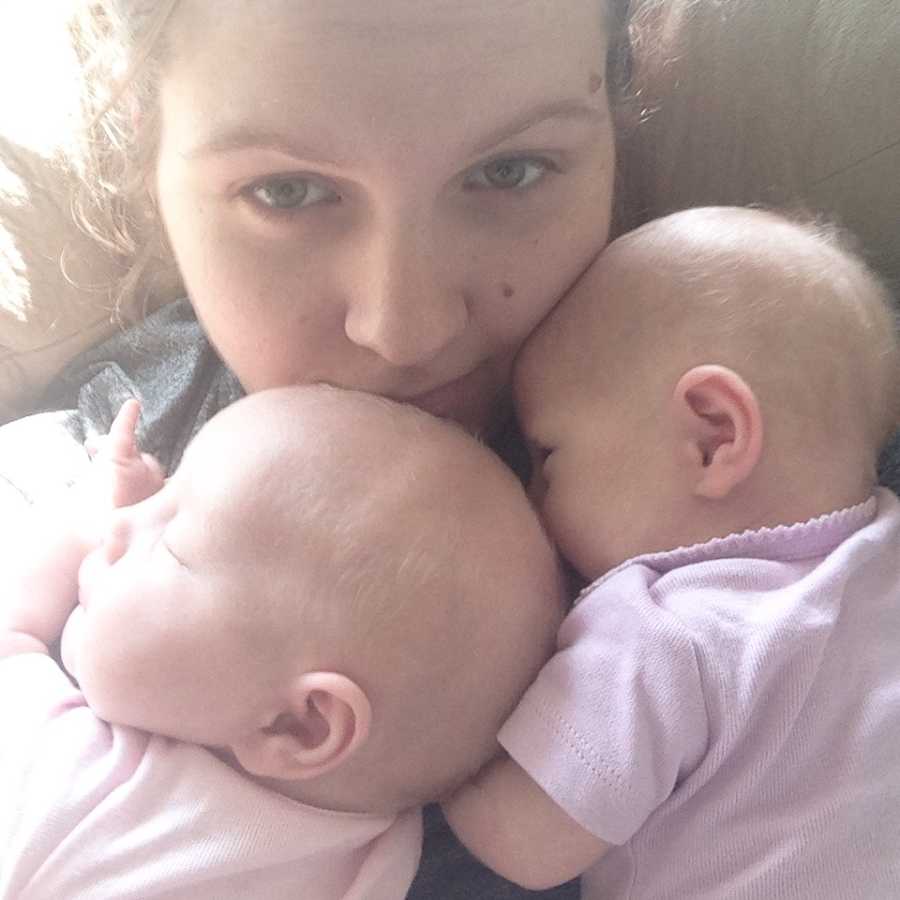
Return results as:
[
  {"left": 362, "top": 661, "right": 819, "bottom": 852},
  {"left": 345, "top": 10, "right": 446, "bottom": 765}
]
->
[
  {"left": 63, "top": 386, "right": 564, "bottom": 814},
  {"left": 515, "top": 206, "right": 900, "bottom": 580}
]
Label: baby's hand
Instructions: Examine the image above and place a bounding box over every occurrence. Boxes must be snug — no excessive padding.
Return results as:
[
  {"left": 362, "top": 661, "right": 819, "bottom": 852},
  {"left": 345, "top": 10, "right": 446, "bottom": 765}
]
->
[
  {"left": 0, "top": 401, "right": 166, "bottom": 658},
  {"left": 87, "top": 399, "right": 166, "bottom": 508}
]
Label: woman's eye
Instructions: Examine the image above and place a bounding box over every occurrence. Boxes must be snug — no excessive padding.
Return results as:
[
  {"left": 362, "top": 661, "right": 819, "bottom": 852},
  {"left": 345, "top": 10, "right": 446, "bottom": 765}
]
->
[
  {"left": 466, "top": 157, "right": 554, "bottom": 192},
  {"left": 245, "top": 176, "right": 337, "bottom": 212}
]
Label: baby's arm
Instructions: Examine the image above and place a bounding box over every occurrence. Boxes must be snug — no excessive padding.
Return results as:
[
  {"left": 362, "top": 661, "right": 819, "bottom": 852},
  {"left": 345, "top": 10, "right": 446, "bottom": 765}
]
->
[
  {"left": 442, "top": 753, "right": 610, "bottom": 891},
  {"left": 0, "top": 495, "right": 88, "bottom": 657},
  {"left": 0, "top": 400, "right": 163, "bottom": 657}
]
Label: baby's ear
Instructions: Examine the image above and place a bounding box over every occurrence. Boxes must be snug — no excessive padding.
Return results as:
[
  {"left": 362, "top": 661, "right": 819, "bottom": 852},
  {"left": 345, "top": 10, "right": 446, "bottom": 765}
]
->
[
  {"left": 230, "top": 672, "right": 372, "bottom": 781},
  {"left": 671, "top": 365, "right": 763, "bottom": 500}
]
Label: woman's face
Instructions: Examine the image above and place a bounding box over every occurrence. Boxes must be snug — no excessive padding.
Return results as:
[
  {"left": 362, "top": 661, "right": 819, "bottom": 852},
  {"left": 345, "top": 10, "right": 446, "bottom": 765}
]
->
[{"left": 154, "top": 0, "right": 615, "bottom": 433}]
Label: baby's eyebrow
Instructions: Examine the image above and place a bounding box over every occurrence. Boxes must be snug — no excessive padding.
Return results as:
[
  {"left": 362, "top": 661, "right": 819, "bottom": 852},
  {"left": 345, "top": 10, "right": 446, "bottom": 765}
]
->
[{"left": 161, "top": 535, "right": 191, "bottom": 571}]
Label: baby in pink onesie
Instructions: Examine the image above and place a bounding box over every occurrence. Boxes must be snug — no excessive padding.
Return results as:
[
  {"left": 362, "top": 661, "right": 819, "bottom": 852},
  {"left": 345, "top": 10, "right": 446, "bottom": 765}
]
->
[
  {"left": 444, "top": 207, "right": 900, "bottom": 898},
  {"left": 0, "top": 385, "right": 563, "bottom": 899}
]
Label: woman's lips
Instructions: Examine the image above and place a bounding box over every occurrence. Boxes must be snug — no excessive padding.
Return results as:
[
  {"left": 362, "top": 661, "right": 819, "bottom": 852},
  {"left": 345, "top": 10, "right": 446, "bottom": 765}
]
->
[{"left": 405, "top": 367, "right": 486, "bottom": 419}]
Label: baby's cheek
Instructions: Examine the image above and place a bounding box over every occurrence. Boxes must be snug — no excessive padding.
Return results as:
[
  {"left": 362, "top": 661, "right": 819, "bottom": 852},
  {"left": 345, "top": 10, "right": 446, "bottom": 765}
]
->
[
  {"left": 543, "top": 491, "right": 590, "bottom": 579},
  {"left": 59, "top": 605, "right": 85, "bottom": 684}
]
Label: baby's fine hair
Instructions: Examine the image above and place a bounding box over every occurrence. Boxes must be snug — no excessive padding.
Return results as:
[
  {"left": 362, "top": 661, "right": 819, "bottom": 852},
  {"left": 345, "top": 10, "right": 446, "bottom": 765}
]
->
[
  {"left": 611, "top": 207, "right": 900, "bottom": 453},
  {"left": 192, "top": 386, "right": 556, "bottom": 652}
]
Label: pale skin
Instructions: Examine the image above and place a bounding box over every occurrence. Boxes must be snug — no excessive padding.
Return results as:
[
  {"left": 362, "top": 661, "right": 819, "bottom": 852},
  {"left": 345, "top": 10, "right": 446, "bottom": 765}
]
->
[
  {"left": 14, "top": 0, "right": 618, "bottom": 878},
  {"left": 11, "top": 0, "right": 617, "bottom": 885},
  {"left": 0, "top": 399, "right": 380, "bottom": 783},
  {"left": 0, "top": 400, "right": 163, "bottom": 658},
  {"left": 443, "top": 207, "right": 893, "bottom": 889},
  {"left": 24, "top": 0, "right": 614, "bottom": 807},
  {"left": 152, "top": 0, "right": 615, "bottom": 435},
  {"left": 2, "top": 389, "right": 564, "bottom": 816}
]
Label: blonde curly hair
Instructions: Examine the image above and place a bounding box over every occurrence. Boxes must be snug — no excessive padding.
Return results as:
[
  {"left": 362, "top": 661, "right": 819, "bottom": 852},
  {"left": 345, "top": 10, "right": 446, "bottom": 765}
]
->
[{"left": 68, "top": 0, "right": 181, "bottom": 324}]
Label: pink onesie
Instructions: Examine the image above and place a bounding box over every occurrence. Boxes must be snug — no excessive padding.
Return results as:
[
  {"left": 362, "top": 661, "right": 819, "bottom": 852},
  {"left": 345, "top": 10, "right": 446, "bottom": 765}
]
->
[
  {"left": 0, "top": 653, "right": 421, "bottom": 899},
  {"left": 501, "top": 488, "right": 900, "bottom": 899}
]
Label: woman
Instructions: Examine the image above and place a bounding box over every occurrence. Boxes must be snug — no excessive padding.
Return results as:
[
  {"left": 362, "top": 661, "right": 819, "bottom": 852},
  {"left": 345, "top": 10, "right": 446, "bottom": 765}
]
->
[{"left": 5, "top": 0, "right": 631, "bottom": 896}]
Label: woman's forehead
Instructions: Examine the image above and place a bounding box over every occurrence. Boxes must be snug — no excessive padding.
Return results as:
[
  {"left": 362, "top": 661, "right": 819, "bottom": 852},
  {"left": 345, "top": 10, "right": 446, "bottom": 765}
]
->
[
  {"left": 166, "top": 0, "right": 608, "bottom": 78},
  {"left": 171, "top": 0, "right": 604, "bottom": 34},
  {"left": 162, "top": 0, "right": 609, "bottom": 164}
]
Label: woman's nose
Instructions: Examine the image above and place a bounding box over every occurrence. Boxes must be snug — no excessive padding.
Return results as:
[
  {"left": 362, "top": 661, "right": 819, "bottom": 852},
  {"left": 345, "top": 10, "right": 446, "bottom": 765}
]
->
[{"left": 343, "top": 221, "right": 469, "bottom": 367}]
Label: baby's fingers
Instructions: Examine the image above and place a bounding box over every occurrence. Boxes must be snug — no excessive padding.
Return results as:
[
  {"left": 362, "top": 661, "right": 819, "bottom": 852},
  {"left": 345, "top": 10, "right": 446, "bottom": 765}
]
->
[
  {"left": 85, "top": 399, "right": 166, "bottom": 509},
  {"left": 139, "top": 452, "right": 167, "bottom": 489},
  {"left": 105, "top": 398, "right": 142, "bottom": 464}
]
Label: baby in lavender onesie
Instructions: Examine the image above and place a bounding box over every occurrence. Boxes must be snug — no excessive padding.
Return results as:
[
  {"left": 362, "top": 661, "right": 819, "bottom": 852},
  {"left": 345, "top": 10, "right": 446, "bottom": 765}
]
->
[
  {"left": 0, "top": 385, "right": 563, "bottom": 900},
  {"left": 443, "top": 206, "right": 900, "bottom": 898}
]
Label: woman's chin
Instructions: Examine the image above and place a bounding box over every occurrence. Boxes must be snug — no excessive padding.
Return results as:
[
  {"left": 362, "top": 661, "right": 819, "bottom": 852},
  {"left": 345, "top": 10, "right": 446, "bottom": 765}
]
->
[{"left": 406, "top": 362, "right": 510, "bottom": 436}]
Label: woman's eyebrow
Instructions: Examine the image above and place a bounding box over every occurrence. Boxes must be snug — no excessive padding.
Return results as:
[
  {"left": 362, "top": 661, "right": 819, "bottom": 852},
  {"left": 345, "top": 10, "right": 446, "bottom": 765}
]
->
[
  {"left": 469, "top": 98, "right": 607, "bottom": 155},
  {"left": 182, "top": 128, "right": 349, "bottom": 167},
  {"left": 183, "top": 98, "right": 605, "bottom": 164}
]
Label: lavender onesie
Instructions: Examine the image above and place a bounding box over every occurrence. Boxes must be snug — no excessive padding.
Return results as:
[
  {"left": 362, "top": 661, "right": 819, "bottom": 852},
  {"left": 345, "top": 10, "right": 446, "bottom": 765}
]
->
[{"left": 501, "top": 488, "right": 900, "bottom": 899}]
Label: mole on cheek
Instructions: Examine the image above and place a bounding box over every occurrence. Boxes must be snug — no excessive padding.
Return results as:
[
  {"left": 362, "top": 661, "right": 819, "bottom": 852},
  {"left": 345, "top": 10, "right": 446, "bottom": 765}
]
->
[
  {"left": 589, "top": 72, "right": 604, "bottom": 94},
  {"left": 501, "top": 283, "right": 516, "bottom": 299}
]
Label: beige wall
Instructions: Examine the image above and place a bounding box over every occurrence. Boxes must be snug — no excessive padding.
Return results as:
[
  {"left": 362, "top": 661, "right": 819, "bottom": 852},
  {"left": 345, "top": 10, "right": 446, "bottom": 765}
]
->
[{"left": 622, "top": 0, "right": 900, "bottom": 290}]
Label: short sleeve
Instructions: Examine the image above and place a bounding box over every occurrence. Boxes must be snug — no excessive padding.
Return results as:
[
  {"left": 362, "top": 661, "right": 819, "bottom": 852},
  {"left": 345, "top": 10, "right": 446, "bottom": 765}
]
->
[
  {"left": 499, "top": 565, "right": 710, "bottom": 846},
  {"left": 0, "top": 654, "right": 144, "bottom": 895},
  {"left": 0, "top": 654, "right": 419, "bottom": 898},
  {"left": 0, "top": 654, "right": 86, "bottom": 888}
]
